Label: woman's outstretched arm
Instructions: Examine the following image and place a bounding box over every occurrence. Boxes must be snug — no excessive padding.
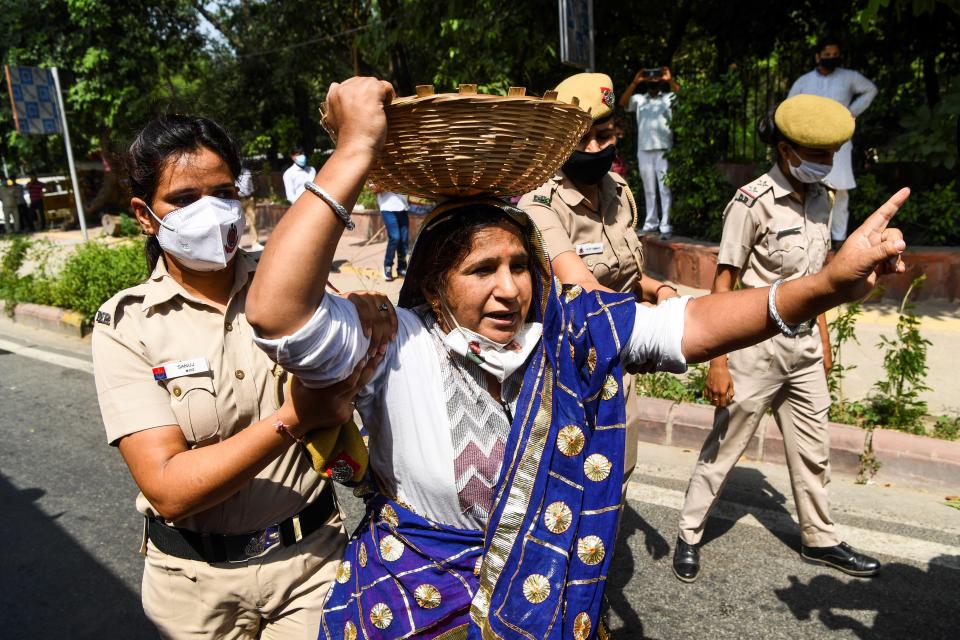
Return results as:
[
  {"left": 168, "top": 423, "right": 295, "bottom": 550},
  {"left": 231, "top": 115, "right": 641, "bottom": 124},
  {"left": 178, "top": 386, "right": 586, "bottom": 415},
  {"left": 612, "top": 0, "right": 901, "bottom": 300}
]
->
[
  {"left": 247, "top": 77, "right": 394, "bottom": 341},
  {"left": 681, "top": 188, "right": 909, "bottom": 363}
]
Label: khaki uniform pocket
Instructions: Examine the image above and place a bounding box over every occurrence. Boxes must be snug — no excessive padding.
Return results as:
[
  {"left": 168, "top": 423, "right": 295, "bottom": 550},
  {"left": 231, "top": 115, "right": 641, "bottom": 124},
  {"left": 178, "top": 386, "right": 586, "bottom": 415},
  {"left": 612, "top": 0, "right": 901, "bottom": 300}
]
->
[
  {"left": 767, "top": 227, "right": 809, "bottom": 278},
  {"left": 168, "top": 376, "right": 222, "bottom": 445}
]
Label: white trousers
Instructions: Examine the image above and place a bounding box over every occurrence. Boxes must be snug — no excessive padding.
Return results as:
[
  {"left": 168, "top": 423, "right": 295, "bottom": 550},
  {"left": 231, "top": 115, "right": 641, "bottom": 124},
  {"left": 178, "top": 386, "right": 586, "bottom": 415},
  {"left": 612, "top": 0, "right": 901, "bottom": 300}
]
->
[
  {"left": 831, "top": 189, "right": 849, "bottom": 241},
  {"left": 637, "top": 149, "right": 672, "bottom": 234}
]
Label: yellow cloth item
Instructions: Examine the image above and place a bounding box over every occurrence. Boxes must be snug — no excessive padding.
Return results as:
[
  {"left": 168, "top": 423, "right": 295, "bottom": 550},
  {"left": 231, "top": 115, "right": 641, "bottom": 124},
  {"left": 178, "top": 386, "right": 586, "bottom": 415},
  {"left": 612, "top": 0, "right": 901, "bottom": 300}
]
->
[
  {"left": 775, "top": 94, "right": 855, "bottom": 149},
  {"left": 554, "top": 72, "right": 616, "bottom": 122},
  {"left": 302, "top": 418, "right": 368, "bottom": 484},
  {"left": 276, "top": 369, "right": 368, "bottom": 484}
]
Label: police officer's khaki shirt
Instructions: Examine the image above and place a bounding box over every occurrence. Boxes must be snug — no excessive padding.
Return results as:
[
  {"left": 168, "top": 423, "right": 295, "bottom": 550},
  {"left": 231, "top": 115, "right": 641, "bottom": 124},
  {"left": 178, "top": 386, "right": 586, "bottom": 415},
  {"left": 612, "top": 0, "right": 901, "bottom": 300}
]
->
[
  {"left": 519, "top": 170, "right": 645, "bottom": 293},
  {"left": 718, "top": 164, "right": 831, "bottom": 288},
  {"left": 92, "top": 251, "right": 328, "bottom": 533}
]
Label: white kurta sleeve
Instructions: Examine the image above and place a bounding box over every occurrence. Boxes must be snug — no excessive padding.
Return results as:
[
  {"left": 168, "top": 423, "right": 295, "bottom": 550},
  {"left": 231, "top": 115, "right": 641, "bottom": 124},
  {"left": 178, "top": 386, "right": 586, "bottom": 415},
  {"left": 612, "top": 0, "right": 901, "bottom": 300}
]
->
[
  {"left": 847, "top": 71, "right": 877, "bottom": 117},
  {"left": 622, "top": 295, "right": 691, "bottom": 373},
  {"left": 253, "top": 293, "right": 372, "bottom": 387}
]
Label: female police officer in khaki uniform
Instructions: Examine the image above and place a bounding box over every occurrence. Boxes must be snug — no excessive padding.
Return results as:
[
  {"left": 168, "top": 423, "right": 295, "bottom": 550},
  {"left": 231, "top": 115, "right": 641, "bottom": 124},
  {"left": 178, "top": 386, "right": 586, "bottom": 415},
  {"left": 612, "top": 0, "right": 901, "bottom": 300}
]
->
[
  {"left": 520, "top": 73, "right": 679, "bottom": 486},
  {"left": 672, "top": 95, "right": 880, "bottom": 582},
  {"left": 92, "top": 115, "right": 392, "bottom": 639}
]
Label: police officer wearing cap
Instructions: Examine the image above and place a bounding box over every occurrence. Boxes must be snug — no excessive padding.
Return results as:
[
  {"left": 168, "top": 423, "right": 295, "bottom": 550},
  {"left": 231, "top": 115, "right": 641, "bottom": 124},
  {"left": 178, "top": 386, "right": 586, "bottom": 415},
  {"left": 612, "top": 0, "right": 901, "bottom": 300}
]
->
[
  {"left": 672, "top": 94, "right": 881, "bottom": 582},
  {"left": 520, "top": 72, "right": 679, "bottom": 488}
]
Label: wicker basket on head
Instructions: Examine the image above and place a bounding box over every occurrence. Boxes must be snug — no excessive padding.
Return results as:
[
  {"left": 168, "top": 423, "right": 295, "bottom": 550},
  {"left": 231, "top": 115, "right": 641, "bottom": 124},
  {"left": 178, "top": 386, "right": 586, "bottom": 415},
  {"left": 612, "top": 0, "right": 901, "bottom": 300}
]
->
[{"left": 322, "top": 84, "right": 592, "bottom": 199}]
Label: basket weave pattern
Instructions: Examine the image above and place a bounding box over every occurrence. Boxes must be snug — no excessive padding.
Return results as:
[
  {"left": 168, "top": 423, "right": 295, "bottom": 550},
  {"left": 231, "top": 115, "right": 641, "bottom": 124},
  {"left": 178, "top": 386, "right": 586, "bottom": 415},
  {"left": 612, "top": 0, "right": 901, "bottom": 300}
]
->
[{"left": 365, "top": 91, "right": 591, "bottom": 198}]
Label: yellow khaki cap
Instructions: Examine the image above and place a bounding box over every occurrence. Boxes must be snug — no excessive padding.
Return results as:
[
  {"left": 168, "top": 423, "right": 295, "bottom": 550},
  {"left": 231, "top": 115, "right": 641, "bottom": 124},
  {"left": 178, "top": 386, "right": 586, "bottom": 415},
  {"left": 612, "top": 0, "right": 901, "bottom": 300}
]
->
[
  {"left": 774, "top": 94, "right": 855, "bottom": 149},
  {"left": 554, "top": 73, "right": 615, "bottom": 122}
]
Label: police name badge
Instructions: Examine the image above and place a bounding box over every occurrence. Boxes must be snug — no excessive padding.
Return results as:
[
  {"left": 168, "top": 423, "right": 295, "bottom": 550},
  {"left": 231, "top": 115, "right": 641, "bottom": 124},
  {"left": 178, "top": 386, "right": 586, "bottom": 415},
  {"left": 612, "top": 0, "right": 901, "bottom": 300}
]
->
[
  {"left": 575, "top": 242, "right": 604, "bottom": 256},
  {"left": 152, "top": 358, "right": 211, "bottom": 381}
]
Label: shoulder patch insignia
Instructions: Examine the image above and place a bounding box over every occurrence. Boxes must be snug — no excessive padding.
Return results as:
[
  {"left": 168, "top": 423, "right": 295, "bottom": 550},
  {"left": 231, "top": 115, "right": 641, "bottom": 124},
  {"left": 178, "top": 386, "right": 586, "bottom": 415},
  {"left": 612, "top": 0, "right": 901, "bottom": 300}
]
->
[
  {"left": 736, "top": 175, "right": 774, "bottom": 207},
  {"left": 95, "top": 310, "right": 112, "bottom": 325},
  {"left": 533, "top": 194, "right": 552, "bottom": 206}
]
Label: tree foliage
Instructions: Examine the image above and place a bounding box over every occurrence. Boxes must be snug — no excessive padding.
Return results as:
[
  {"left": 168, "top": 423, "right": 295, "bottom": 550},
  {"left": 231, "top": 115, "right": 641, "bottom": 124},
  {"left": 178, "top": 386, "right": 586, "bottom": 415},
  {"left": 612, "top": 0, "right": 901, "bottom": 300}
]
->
[{"left": 0, "top": 0, "right": 958, "bottom": 208}]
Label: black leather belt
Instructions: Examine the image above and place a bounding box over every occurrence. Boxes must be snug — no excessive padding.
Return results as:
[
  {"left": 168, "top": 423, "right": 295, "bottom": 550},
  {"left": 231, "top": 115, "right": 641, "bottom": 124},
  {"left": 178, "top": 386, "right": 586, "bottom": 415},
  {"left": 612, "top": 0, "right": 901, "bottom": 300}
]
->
[{"left": 147, "top": 486, "right": 336, "bottom": 564}]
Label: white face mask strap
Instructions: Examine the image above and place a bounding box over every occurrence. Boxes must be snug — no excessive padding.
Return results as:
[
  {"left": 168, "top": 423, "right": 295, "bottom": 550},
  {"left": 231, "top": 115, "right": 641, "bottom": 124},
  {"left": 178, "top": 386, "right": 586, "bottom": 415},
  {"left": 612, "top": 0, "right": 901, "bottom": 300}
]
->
[{"left": 145, "top": 202, "right": 176, "bottom": 232}]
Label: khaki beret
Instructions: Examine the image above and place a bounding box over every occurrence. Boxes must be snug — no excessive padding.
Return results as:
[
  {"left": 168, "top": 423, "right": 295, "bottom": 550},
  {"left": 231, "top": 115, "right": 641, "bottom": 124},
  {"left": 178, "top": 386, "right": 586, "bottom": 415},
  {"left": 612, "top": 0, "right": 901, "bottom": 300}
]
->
[
  {"left": 774, "top": 94, "right": 854, "bottom": 149},
  {"left": 554, "top": 73, "right": 615, "bottom": 122}
]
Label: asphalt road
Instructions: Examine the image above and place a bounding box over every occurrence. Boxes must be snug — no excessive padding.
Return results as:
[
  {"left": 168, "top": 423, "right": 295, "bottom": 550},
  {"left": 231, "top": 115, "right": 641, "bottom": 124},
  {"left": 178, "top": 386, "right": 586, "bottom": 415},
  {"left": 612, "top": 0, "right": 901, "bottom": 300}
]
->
[{"left": 1, "top": 331, "right": 958, "bottom": 640}]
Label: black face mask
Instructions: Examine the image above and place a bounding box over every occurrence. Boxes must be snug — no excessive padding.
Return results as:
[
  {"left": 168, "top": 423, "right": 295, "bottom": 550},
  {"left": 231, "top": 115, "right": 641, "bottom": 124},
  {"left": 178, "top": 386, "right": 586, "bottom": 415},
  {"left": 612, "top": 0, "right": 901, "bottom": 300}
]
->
[
  {"left": 562, "top": 145, "right": 616, "bottom": 185},
  {"left": 819, "top": 57, "right": 841, "bottom": 71}
]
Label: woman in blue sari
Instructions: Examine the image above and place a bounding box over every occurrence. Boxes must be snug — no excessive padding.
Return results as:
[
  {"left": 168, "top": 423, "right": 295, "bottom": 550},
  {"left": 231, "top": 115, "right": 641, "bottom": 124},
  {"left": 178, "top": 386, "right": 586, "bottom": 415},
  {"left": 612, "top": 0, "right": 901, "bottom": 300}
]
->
[{"left": 247, "top": 78, "right": 909, "bottom": 639}]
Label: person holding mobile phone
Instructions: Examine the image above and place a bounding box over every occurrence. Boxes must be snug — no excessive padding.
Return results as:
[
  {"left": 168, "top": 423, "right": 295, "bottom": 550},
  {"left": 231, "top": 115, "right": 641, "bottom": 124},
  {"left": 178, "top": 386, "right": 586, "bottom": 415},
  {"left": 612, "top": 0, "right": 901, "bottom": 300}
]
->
[{"left": 620, "top": 66, "right": 680, "bottom": 240}]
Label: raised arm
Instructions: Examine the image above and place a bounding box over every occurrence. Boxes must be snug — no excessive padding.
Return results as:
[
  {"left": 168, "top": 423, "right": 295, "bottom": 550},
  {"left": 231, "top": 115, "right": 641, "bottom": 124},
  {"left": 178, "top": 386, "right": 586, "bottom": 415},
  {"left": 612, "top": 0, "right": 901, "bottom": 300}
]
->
[
  {"left": 848, "top": 71, "right": 878, "bottom": 117},
  {"left": 247, "top": 77, "right": 394, "bottom": 340},
  {"left": 681, "top": 189, "right": 909, "bottom": 362}
]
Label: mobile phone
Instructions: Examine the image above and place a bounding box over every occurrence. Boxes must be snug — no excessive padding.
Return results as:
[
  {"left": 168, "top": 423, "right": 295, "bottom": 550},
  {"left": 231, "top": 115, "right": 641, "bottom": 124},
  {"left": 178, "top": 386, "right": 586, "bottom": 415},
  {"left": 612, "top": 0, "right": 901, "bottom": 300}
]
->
[{"left": 643, "top": 68, "right": 662, "bottom": 79}]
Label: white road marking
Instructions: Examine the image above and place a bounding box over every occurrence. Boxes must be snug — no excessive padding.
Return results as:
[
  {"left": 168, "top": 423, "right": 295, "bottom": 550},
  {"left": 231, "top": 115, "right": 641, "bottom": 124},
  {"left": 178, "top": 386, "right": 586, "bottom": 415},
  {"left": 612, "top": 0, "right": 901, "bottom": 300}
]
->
[
  {"left": 627, "top": 482, "right": 960, "bottom": 569},
  {"left": 0, "top": 338, "right": 93, "bottom": 374}
]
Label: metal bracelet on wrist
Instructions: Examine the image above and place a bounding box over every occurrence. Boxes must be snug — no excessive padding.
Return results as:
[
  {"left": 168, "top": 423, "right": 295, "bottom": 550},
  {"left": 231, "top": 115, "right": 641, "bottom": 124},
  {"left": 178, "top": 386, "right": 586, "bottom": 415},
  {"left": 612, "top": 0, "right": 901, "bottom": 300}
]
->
[
  {"left": 302, "top": 181, "right": 355, "bottom": 230},
  {"left": 767, "top": 278, "right": 804, "bottom": 337}
]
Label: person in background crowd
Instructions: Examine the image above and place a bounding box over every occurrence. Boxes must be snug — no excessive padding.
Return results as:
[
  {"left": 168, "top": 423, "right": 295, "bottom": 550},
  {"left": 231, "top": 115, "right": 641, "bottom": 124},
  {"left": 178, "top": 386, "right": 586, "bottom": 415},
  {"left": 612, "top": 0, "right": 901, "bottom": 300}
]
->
[
  {"left": 237, "top": 162, "right": 263, "bottom": 250},
  {"left": 0, "top": 178, "right": 21, "bottom": 233},
  {"left": 26, "top": 175, "right": 46, "bottom": 231},
  {"left": 789, "top": 36, "right": 877, "bottom": 246},
  {"left": 619, "top": 66, "right": 680, "bottom": 240},
  {"left": 92, "top": 114, "right": 390, "bottom": 639},
  {"left": 283, "top": 146, "right": 317, "bottom": 204},
  {"left": 375, "top": 189, "right": 410, "bottom": 281},
  {"left": 521, "top": 72, "right": 680, "bottom": 492},
  {"left": 673, "top": 95, "right": 881, "bottom": 584}
]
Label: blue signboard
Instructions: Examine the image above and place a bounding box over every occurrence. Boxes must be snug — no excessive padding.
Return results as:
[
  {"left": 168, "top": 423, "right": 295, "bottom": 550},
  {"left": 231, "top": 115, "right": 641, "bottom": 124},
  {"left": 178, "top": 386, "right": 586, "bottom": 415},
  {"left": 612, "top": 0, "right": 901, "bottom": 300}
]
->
[
  {"left": 559, "top": 0, "right": 594, "bottom": 70},
  {"left": 4, "top": 65, "right": 63, "bottom": 135}
]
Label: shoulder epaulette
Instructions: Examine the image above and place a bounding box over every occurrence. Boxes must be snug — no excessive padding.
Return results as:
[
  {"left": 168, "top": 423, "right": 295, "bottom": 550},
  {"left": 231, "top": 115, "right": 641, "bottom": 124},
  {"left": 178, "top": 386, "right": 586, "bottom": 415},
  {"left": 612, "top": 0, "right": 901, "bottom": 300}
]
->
[
  {"left": 522, "top": 178, "right": 560, "bottom": 209},
  {"left": 95, "top": 285, "right": 148, "bottom": 328},
  {"left": 734, "top": 175, "right": 774, "bottom": 208}
]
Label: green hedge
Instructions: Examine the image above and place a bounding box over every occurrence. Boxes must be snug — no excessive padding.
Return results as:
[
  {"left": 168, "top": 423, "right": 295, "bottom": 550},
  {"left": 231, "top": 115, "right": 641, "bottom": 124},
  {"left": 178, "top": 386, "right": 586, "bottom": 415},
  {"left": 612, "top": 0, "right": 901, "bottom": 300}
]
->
[{"left": 0, "top": 237, "right": 147, "bottom": 325}]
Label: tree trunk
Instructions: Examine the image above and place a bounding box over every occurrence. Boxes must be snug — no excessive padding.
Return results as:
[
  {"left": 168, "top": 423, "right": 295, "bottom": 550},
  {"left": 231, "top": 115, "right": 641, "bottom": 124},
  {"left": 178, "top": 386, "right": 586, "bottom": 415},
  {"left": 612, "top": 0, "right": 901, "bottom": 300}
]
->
[
  {"left": 663, "top": 0, "right": 694, "bottom": 67},
  {"left": 922, "top": 53, "right": 940, "bottom": 108}
]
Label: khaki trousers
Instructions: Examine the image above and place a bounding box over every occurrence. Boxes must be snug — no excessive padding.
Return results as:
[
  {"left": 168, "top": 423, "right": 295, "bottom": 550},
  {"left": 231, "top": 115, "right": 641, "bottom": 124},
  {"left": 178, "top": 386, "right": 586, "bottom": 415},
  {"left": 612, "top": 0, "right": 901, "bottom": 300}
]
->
[
  {"left": 142, "top": 518, "right": 346, "bottom": 640},
  {"left": 678, "top": 332, "right": 840, "bottom": 548},
  {"left": 242, "top": 197, "right": 259, "bottom": 245}
]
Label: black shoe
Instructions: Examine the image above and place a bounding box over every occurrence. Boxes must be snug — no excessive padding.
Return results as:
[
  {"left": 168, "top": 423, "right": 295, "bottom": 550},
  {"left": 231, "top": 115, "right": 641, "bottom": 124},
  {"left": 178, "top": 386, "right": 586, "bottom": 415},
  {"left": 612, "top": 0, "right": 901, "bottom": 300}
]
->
[
  {"left": 382, "top": 266, "right": 394, "bottom": 282},
  {"left": 672, "top": 537, "right": 700, "bottom": 583},
  {"left": 396, "top": 264, "right": 407, "bottom": 277},
  {"left": 659, "top": 232, "right": 672, "bottom": 241},
  {"left": 801, "top": 541, "right": 880, "bottom": 577}
]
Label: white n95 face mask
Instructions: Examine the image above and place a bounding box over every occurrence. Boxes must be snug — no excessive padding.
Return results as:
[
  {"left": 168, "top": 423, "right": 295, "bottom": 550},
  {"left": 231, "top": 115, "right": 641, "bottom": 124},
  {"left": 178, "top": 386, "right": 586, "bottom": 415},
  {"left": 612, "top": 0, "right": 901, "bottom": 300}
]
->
[{"left": 147, "top": 196, "right": 245, "bottom": 272}]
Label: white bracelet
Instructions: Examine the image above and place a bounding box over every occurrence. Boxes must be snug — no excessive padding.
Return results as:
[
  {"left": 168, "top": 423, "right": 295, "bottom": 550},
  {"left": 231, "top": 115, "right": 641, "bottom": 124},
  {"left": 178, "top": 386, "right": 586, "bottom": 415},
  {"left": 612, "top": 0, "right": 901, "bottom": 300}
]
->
[
  {"left": 303, "top": 181, "right": 355, "bottom": 230},
  {"left": 767, "top": 279, "right": 804, "bottom": 337}
]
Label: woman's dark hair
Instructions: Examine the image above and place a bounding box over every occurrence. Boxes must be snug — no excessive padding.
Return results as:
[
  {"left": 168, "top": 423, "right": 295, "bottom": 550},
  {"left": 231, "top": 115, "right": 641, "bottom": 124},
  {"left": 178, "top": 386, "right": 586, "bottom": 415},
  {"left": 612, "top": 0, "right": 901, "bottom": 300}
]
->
[
  {"left": 399, "top": 204, "right": 543, "bottom": 310},
  {"left": 757, "top": 108, "right": 791, "bottom": 162},
  {"left": 127, "top": 114, "right": 242, "bottom": 271}
]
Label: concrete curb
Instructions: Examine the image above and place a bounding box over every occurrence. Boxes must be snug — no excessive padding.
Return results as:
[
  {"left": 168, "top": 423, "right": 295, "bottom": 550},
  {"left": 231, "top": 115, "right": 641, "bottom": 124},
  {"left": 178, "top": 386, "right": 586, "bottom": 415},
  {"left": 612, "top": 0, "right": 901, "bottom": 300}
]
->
[
  {"left": 0, "top": 300, "right": 87, "bottom": 337},
  {"left": 636, "top": 396, "right": 960, "bottom": 489}
]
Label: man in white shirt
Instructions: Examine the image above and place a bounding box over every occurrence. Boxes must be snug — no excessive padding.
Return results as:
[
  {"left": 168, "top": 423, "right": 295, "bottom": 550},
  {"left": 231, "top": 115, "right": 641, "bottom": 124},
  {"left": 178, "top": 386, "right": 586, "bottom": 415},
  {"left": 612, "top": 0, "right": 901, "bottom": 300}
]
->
[
  {"left": 789, "top": 38, "right": 878, "bottom": 244},
  {"left": 282, "top": 147, "right": 317, "bottom": 204},
  {"left": 620, "top": 66, "right": 679, "bottom": 240}
]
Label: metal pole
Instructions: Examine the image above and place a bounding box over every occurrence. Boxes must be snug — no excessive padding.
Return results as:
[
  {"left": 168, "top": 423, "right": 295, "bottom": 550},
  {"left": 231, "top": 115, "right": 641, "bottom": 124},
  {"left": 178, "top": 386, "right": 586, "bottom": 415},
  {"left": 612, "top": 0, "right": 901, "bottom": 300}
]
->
[{"left": 50, "top": 67, "right": 87, "bottom": 241}]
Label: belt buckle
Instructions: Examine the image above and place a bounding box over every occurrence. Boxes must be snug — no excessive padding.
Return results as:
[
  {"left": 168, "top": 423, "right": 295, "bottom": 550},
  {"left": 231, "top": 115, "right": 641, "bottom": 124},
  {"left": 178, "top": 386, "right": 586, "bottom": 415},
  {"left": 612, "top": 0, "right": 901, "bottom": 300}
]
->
[{"left": 230, "top": 525, "right": 282, "bottom": 563}]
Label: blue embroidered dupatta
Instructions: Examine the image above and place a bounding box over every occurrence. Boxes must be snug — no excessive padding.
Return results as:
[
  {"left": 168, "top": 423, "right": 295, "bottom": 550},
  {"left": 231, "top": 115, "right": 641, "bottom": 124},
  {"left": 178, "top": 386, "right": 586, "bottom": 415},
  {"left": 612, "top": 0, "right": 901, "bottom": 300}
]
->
[{"left": 320, "top": 205, "right": 635, "bottom": 640}]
